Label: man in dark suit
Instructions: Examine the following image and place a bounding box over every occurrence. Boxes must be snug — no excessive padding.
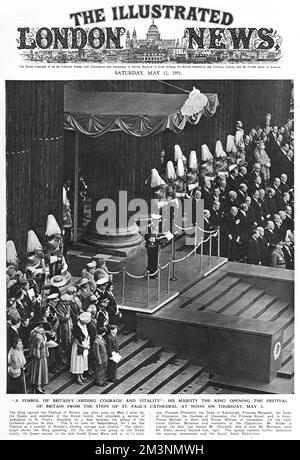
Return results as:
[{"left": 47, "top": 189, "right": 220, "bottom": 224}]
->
[
  {"left": 238, "top": 203, "right": 252, "bottom": 261},
  {"left": 7, "top": 309, "right": 21, "bottom": 352},
  {"left": 236, "top": 183, "right": 248, "bottom": 206},
  {"left": 106, "top": 324, "right": 119, "bottom": 383},
  {"left": 265, "top": 188, "right": 277, "bottom": 218},
  {"left": 221, "top": 206, "right": 241, "bottom": 261},
  {"left": 273, "top": 214, "right": 285, "bottom": 242},
  {"left": 224, "top": 190, "right": 238, "bottom": 212},
  {"left": 279, "top": 173, "right": 290, "bottom": 194},
  {"left": 201, "top": 178, "right": 213, "bottom": 209},
  {"left": 278, "top": 192, "right": 291, "bottom": 212},
  {"left": 251, "top": 190, "right": 264, "bottom": 226},
  {"left": 247, "top": 228, "right": 261, "bottom": 265},
  {"left": 257, "top": 227, "right": 269, "bottom": 266},
  {"left": 284, "top": 205, "right": 294, "bottom": 232},
  {"left": 236, "top": 166, "right": 249, "bottom": 188},
  {"left": 210, "top": 201, "right": 223, "bottom": 228},
  {"left": 227, "top": 166, "right": 239, "bottom": 192},
  {"left": 245, "top": 196, "right": 257, "bottom": 226},
  {"left": 244, "top": 135, "right": 254, "bottom": 166},
  {"left": 247, "top": 163, "right": 265, "bottom": 190}
]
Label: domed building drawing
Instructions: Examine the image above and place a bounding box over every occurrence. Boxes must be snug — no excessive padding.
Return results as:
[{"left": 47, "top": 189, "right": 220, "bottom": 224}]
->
[{"left": 126, "top": 20, "right": 177, "bottom": 49}]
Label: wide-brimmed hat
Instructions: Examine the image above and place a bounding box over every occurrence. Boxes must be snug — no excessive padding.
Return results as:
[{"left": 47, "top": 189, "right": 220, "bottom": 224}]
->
[
  {"left": 151, "top": 213, "right": 162, "bottom": 221},
  {"left": 78, "top": 277, "right": 89, "bottom": 287},
  {"left": 47, "top": 293, "right": 59, "bottom": 301},
  {"left": 86, "top": 260, "right": 97, "bottom": 269},
  {"left": 96, "top": 277, "right": 109, "bottom": 286},
  {"left": 60, "top": 293, "right": 73, "bottom": 302},
  {"left": 79, "top": 311, "right": 91, "bottom": 324},
  {"left": 50, "top": 275, "right": 67, "bottom": 288}
]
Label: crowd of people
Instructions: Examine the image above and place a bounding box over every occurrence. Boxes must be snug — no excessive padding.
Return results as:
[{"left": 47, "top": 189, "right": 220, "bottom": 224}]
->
[
  {"left": 148, "top": 114, "right": 294, "bottom": 269},
  {"left": 6, "top": 112, "right": 294, "bottom": 394},
  {"left": 6, "top": 216, "right": 122, "bottom": 394}
]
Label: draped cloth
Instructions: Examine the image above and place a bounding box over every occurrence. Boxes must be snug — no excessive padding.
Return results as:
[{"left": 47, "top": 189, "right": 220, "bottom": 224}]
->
[{"left": 64, "top": 85, "right": 219, "bottom": 138}]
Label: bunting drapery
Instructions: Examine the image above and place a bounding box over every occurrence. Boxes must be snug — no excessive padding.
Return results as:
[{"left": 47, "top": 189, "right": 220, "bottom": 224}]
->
[{"left": 64, "top": 85, "right": 219, "bottom": 138}]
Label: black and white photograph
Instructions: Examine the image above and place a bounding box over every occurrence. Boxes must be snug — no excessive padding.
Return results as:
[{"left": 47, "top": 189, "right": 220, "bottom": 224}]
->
[{"left": 6, "top": 79, "right": 294, "bottom": 396}]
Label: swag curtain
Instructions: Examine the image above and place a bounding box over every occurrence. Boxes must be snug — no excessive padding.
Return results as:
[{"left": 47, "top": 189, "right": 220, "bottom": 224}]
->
[{"left": 64, "top": 86, "right": 219, "bottom": 137}]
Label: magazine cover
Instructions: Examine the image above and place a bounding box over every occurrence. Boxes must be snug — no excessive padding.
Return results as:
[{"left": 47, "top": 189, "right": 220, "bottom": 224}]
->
[{"left": 0, "top": 0, "right": 298, "bottom": 446}]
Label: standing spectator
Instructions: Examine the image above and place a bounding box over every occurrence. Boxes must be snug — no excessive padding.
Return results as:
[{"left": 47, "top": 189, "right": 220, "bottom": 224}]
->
[
  {"left": 257, "top": 227, "right": 269, "bottom": 266},
  {"left": 273, "top": 214, "right": 285, "bottom": 242},
  {"left": 56, "top": 294, "right": 73, "bottom": 364},
  {"left": 106, "top": 324, "right": 120, "bottom": 383},
  {"left": 93, "top": 257, "right": 110, "bottom": 282},
  {"left": 105, "top": 282, "right": 122, "bottom": 325},
  {"left": 248, "top": 163, "right": 265, "bottom": 190},
  {"left": 68, "top": 286, "right": 83, "bottom": 325},
  {"left": 238, "top": 203, "right": 252, "bottom": 261},
  {"left": 97, "top": 298, "right": 110, "bottom": 331},
  {"left": 81, "top": 261, "right": 97, "bottom": 293},
  {"left": 270, "top": 242, "right": 286, "bottom": 269},
  {"left": 224, "top": 190, "right": 238, "bottom": 212},
  {"left": 70, "top": 312, "right": 91, "bottom": 385},
  {"left": 254, "top": 141, "right": 271, "bottom": 184},
  {"left": 236, "top": 183, "right": 248, "bottom": 205},
  {"left": 29, "top": 320, "right": 49, "bottom": 394},
  {"left": 93, "top": 327, "right": 108, "bottom": 387},
  {"left": 7, "top": 338, "right": 26, "bottom": 394},
  {"left": 247, "top": 228, "right": 261, "bottom": 265},
  {"left": 210, "top": 200, "right": 223, "bottom": 228},
  {"left": 251, "top": 190, "right": 264, "bottom": 226},
  {"left": 279, "top": 173, "right": 289, "bottom": 194},
  {"left": 86, "top": 304, "right": 98, "bottom": 376},
  {"left": 265, "top": 188, "right": 277, "bottom": 218},
  {"left": 7, "top": 309, "right": 21, "bottom": 352},
  {"left": 284, "top": 205, "right": 294, "bottom": 231},
  {"left": 78, "top": 278, "right": 93, "bottom": 311},
  {"left": 221, "top": 206, "right": 241, "bottom": 261}
]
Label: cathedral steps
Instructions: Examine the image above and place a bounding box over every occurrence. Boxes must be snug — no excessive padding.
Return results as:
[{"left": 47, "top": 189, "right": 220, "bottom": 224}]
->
[
  {"left": 108, "top": 352, "right": 178, "bottom": 394},
  {"left": 155, "top": 366, "right": 205, "bottom": 394}
]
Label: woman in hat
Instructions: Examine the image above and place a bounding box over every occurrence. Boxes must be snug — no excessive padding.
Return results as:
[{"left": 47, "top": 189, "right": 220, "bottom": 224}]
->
[
  {"left": 81, "top": 260, "right": 97, "bottom": 293},
  {"left": 93, "top": 257, "right": 110, "bottom": 282},
  {"left": 78, "top": 278, "right": 93, "bottom": 311},
  {"left": 7, "top": 338, "right": 27, "bottom": 394},
  {"left": 70, "top": 311, "right": 91, "bottom": 384},
  {"left": 56, "top": 293, "right": 73, "bottom": 364},
  {"left": 29, "top": 319, "right": 49, "bottom": 394},
  {"left": 36, "top": 305, "right": 58, "bottom": 373},
  {"left": 86, "top": 304, "right": 98, "bottom": 376}
]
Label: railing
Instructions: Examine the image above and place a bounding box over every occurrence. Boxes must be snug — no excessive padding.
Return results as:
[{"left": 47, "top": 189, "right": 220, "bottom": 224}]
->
[{"left": 107, "top": 225, "right": 221, "bottom": 310}]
